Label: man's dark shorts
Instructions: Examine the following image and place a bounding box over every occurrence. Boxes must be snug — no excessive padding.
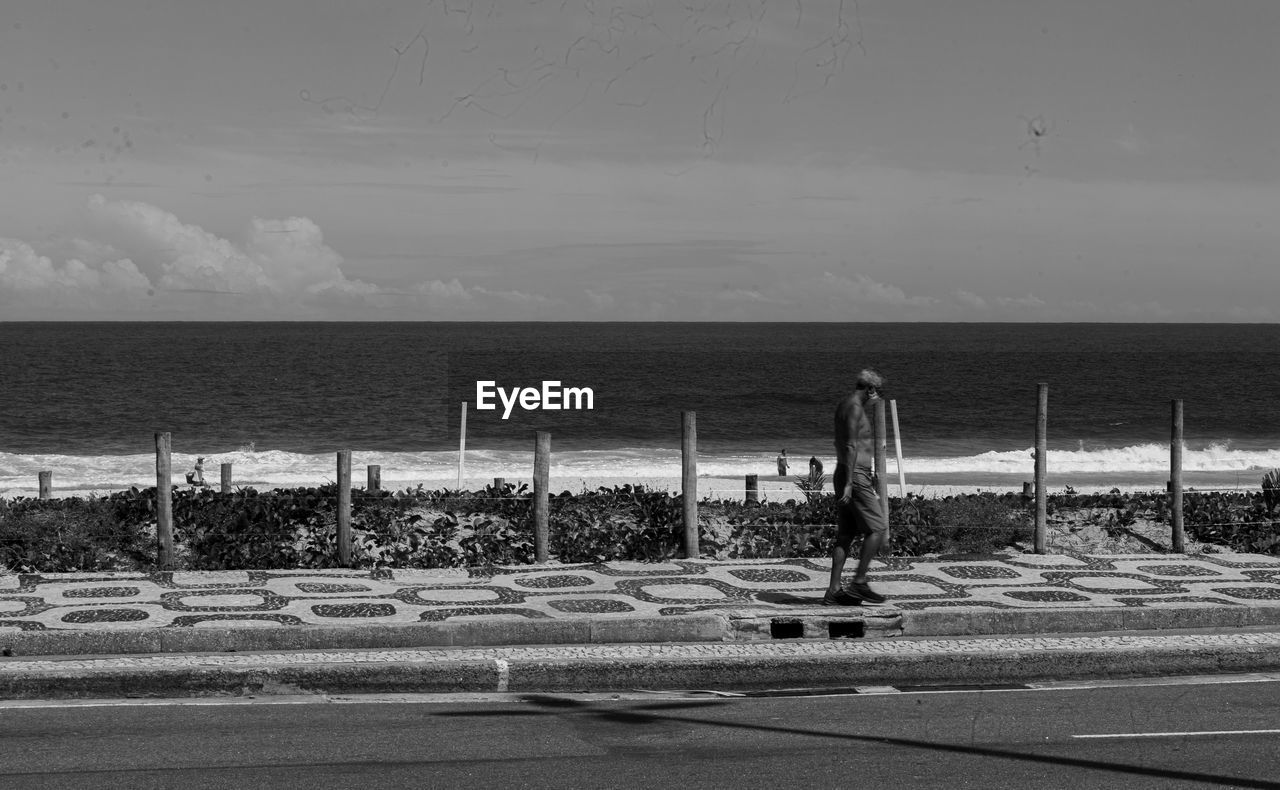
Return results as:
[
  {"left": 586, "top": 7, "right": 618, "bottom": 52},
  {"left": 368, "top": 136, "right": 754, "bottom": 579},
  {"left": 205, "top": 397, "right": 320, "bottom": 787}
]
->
[{"left": 833, "top": 465, "right": 887, "bottom": 541}]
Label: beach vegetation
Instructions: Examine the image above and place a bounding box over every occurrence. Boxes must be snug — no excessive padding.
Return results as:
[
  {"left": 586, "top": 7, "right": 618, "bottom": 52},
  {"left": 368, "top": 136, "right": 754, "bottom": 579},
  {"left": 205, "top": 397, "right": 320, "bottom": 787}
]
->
[
  {"left": 2, "top": 485, "right": 1278, "bottom": 572},
  {"left": 791, "top": 469, "right": 828, "bottom": 505},
  {"left": 0, "top": 494, "right": 153, "bottom": 573}
]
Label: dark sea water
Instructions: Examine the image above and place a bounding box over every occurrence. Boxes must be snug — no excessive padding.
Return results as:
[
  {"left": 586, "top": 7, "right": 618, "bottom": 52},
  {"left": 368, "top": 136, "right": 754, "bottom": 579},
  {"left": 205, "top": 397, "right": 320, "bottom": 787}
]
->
[{"left": 2, "top": 322, "right": 1279, "bottom": 495}]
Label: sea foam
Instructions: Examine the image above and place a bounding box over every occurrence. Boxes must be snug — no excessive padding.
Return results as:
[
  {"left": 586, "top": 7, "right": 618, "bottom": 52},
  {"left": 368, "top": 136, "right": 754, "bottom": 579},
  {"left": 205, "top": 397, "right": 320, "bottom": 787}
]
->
[{"left": 3, "top": 442, "right": 1279, "bottom": 498}]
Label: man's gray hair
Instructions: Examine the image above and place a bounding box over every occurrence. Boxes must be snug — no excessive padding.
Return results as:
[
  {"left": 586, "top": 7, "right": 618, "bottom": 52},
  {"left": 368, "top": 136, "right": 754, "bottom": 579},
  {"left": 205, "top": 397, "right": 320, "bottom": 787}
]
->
[{"left": 856, "top": 369, "right": 885, "bottom": 390}]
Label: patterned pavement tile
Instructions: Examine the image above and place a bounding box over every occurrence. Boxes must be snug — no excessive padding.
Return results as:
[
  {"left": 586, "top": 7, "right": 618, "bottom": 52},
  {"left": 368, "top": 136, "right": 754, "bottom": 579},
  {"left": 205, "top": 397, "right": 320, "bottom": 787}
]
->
[
  {"left": 939, "top": 565, "right": 1023, "bottom": 580},
  {"left": 1, "top": 555, "right": 1279, "bottom": 634},
  {"left": 1001, "top": 590, "right": 1095, "bottom": 604},
  {"left": 259, "top": 577, "right": 403, "bottom": 598},
  {"left": 25, "top": 604, "right": 175, "bottom": 630},
  {"left": 59, "top": 608, "right": 151, "bottom": 624},
  {"left": 507, "top": 573, "right": 621, "bottom": 595},
  {"left": 171, "top": 614, "right": 306, "bottom": 628},
  {"left": 418, "top": 607, "right": 552, "bottom": 622},
  {"left": 394, "top": 585, "right": 525, "bottom": 606},
  {"left": 547, "top": 598, "right": 637, "bottom": 614},
  {"left": 1207, "top": 586, "right": 1280, "bottom": 601},
  {"left": 1114, "top": 596, "right": 1242, "bottom": 608},
  {"left": 613, "top": 577, "right": 755, "bottom": 605},
  {"left": 169, "top": 571, "right": 252, "bottom": 587},
  {"left": 387, "top": 569, "right": 474, "bottom": 584},
  {"left": 1130, "top": 564, "right": 1225, "bottom": 578}
]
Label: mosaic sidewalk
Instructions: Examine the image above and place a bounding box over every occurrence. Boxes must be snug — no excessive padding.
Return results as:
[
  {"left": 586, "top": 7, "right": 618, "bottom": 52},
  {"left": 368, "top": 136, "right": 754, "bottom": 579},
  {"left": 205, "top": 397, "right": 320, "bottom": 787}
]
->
[{"left": 4, "top": 552, "right": 1280, "bottom": 634}]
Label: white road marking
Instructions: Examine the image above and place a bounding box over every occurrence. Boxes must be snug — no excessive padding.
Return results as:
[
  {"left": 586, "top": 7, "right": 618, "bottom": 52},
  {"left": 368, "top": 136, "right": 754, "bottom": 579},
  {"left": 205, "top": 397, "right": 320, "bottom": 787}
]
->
[
  {"left": 1074, "top": 729, "right": 1280, "bottom": 739},
  {"left": 0, "top": 696, "right": 329, "bottom": 710},
  {"left": 2, "top": 674, "right": 1278, "bottom": 710},
  {"left": 1028, "top": 671, "right": 1280, "bottom": 691}
]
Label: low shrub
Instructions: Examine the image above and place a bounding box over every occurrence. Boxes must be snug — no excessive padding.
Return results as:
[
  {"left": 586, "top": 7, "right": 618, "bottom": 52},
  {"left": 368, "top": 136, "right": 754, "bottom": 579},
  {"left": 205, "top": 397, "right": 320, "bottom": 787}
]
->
[
  {"left": 3, "top": 485, "right": 1276, "bottom": 573},
  {"left": 0, "top": 495, "right": 154, "bottom": 573}
]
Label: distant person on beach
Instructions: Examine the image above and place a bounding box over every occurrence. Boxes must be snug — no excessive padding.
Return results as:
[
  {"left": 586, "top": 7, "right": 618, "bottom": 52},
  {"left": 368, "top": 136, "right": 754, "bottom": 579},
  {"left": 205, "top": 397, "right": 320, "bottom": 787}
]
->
[
  {"left": 186, "top": 457, "right": 208, "bottom": 487},
  {"left": 777, "top": 449, "right": 789, "bottom": 477},
  {"left": 809, "top": 456, "right": 823, "bottom": 476},
  {"left": 823, "top": 369, "right": 888, "bottom": 606}
]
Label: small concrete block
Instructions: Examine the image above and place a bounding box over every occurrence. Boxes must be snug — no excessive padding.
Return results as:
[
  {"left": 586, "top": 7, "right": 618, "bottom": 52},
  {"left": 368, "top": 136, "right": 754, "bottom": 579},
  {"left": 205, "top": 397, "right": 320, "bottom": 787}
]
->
[
  {"left": 444, "top": 618, "right": 593, "bottom": 647},
  {"left": 591, "top": 614, "right": 729, "bottom": 644},
  {"left": 1121, "top": 607, "right": 1247, "bottom": 632},
  {"left": 8, "top": 629, "right": 163, "bottom": 658},
  {"left": 900, "top": 609, "right": 997, "bottom": 637},
  {"left": 1243, "top": 607, "right": 1280, "bottom": 627}
]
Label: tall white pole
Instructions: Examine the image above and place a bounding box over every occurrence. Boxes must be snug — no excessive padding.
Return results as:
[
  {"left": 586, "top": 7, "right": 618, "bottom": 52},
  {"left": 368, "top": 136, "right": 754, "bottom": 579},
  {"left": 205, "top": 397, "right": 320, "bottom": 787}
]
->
[
  {"left": 890, "top": 399, "right": 906, "bottom": 498},
  {"left": 458, "top": 401, "right": 467, "bottom": 489}
]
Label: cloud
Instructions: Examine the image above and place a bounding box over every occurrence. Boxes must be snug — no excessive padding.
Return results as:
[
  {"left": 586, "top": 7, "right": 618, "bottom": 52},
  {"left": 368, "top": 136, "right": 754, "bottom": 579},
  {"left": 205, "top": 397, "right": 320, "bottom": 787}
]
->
[
  {"left": 411, "top": 278, "right": 474, "bottom": 302},
  {"left": 808, "top": 272, "right": 936, "bottom": 308},
  {"left": 88, "top": 195, "right": 335, "bottom": 297},
  {"left": 670, "top": 271, "right": 939, "bottom": 320},
  {"left": 0, "top": 196, "right": 575, "bottom": 319},
  {"left": 714, "top": 288, "right": 780, "bottom": 303},
  {"left": 997, "top": 293, "right": 1046, "bottom": 310},
  {"left": 1114, "top": 299, "right": 1175, "bottom": 319},
  {"left": 0, "top": 237, "right": 152, "bottom": 313},
  {"left": 473, "top": 286, "right": 553, "bottom": 307},
  {"left": 1225, "top": 305, "right": 1274, "bottom": 321},
  {"left": 954, "top": 289, "right": 988, "bottom": 310},
  {"left": 584, "top": 289, "right": 615, "bottom": 311}
]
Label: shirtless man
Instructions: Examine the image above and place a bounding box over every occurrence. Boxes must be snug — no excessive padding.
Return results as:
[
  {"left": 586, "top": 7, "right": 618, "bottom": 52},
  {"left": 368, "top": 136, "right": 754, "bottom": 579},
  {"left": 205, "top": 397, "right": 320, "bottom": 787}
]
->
[
  {"left": 823, "top": 369, "right": 888, "bottom": 606},
  {"left": 187, "top": 457, "right": 208, "bottom": 487}
]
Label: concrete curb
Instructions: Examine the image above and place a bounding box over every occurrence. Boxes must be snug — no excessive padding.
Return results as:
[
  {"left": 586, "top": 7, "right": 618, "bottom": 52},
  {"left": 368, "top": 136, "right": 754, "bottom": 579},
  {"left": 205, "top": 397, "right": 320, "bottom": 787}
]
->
[
  {"left": 3, "top": 634, "right": 1280, "bottom": 700},
  {"left": 0, "top": 615, "right": 730, "bottom": 657},
  {"left": 501, "top": 644, "right": 1280, "bottom": 693},
  {"left": 900, "top": 603, "right": 1280, "bottom": 637},
  {"left": 7, "top": 604, "right": 1280, "bottom": 657}
]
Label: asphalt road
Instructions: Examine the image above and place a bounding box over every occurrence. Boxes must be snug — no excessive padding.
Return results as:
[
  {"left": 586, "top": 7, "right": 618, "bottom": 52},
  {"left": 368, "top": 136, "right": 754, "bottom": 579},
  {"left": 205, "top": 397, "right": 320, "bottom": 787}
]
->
[{"left": 1, "top": 675, "right": 1278, "bottom": 789}]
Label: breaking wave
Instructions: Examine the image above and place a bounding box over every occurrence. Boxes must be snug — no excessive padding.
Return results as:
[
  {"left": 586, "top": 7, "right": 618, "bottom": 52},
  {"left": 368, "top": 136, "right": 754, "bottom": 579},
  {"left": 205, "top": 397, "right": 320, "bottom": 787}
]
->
[{"left": 3, "top": 442, "right": 1279, "bottom": 498}]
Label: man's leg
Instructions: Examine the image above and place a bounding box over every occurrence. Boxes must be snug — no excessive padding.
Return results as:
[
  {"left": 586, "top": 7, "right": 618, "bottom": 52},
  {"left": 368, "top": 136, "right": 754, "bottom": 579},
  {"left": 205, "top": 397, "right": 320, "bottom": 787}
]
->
[
  {"left": 826, "top": 537, "right": 852, "bottom": 597},
  {"left": 850, "top": 530, "right": 883, "bottom": 584},
  {"left": 845, "top": 471, "right": 888, "bottom": 602}
]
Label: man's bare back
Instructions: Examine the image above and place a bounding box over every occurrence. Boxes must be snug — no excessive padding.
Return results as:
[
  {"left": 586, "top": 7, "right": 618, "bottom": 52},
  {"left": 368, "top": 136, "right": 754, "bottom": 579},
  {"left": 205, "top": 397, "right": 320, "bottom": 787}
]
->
[{"left": 834, "top": 393, "right": 874, "bottom": 499}]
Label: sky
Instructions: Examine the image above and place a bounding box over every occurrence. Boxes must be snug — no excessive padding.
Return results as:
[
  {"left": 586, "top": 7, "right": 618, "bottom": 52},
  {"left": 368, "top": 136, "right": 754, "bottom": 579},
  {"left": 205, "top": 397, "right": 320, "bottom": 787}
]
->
[{"left": 0, "top": 0, "right": 1276, "bottom": 321}]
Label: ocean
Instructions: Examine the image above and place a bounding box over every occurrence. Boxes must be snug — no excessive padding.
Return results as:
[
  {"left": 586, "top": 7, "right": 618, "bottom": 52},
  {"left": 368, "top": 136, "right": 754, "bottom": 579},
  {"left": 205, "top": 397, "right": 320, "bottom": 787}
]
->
[{"left": 2, "top": 322, "right": 1279, "bottom": 497}]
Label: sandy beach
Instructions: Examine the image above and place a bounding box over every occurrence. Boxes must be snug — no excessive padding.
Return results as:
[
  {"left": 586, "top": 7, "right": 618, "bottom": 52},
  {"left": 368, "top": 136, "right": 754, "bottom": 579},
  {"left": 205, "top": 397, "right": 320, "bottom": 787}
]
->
[{"left": 12, "top": 475, "right": 1196, "bottom": 503}]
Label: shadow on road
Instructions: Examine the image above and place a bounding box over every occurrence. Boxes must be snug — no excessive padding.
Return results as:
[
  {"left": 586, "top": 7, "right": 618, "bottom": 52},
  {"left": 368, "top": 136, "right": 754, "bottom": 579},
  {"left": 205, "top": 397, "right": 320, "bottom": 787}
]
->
[{"left": 430, "top": 693, "right": 1278, "bottom": 789}]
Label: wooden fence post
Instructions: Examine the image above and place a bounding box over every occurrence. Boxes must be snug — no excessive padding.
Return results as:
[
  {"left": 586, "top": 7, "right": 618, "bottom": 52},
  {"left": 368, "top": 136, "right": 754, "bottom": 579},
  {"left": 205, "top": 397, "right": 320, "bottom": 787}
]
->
[
  {"left": 872, "top": 399, "right": 889, "bottom": 546},
  {"left": 682, "top": 411, "right": 699, "bottom": 558},
  {"left": 745, "top": 474, "right": 759, "bottom": 504},
  {"left": 367, "top": 464, "right": 381, "bottom": 492},
  {"left": 155, "top": 432, "right": 174, "bottom": 570},
  {"left": 337, "top": 451, "right": 352, "bottom": 566},
  {"left": 890, "top": 399, "right": 907, "bottom": 498},
  {"left": 1035, "top": 383, "right": 1048, "bottom": 554},
  {"left": 493, "top": 477, "right": 506, "bottom": 490},
  {"left": 220, "top": 463, "right": 232, "bottom": 494},
  {"left": 533, "top": 432, "right": 550, "bottom": 563},
  {"left": 458, "top": 401, "right": 467, "bottom": 489},
  {"left": 1171, "top": 399, "right": 1185, "bottom": 553},
  {"left": 38, "top": 471, "right": 52, "bottom": 500}
]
